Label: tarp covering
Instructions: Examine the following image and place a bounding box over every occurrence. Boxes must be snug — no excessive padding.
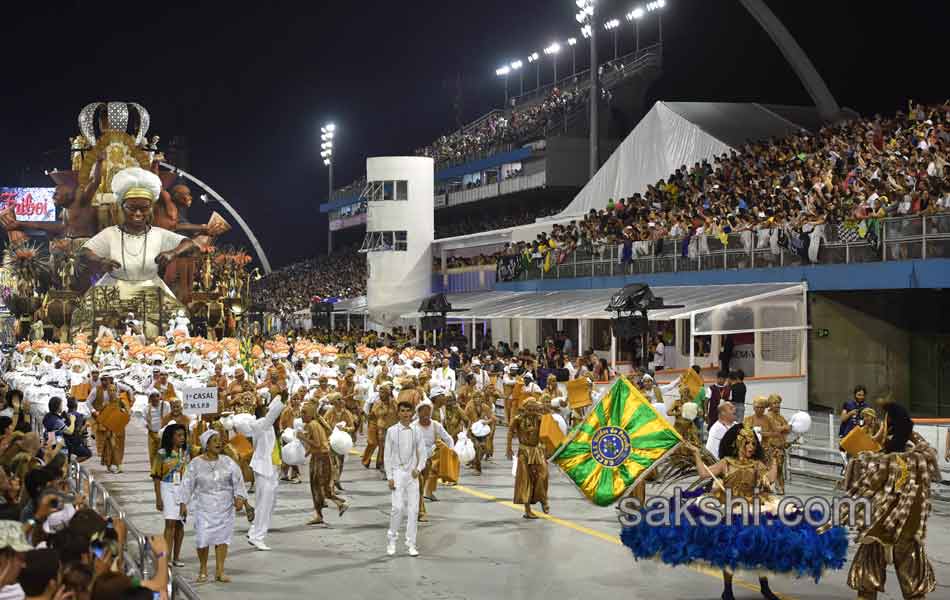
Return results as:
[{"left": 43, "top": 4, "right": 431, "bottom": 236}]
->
[
  {"left": 552, "top": 101, "right": 818, "bottom": 220},
  {"left": 393, "top": 283, "right": 804, "bottom": 322}
]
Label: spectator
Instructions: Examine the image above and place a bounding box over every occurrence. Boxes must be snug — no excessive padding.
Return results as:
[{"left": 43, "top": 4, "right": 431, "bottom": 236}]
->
[
  {"left": 17, "top": 548, "right": 58, "bottom": 600},
  {"left": 728, "top": 370, "right": 747, "bottom": 423},
  {"left": 839, "top": 385, "right": 869, "bottom": 439}
]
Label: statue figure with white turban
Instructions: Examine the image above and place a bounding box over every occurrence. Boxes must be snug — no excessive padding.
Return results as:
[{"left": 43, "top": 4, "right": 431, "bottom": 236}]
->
[{"left": 80, "top": 166, "right": 198, "bottom": 305}]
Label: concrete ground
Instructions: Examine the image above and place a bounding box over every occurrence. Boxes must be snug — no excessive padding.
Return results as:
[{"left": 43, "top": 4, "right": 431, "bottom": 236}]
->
[{"left": 93, "top": 424, "right": 950, "bottom": 600}]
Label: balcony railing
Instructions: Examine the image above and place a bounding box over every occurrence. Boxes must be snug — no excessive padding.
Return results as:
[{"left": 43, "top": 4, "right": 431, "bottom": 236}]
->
[
  {"left": 495, "top": 214, "right": 950, "bottom": 282},
  {"left": 434, "top": 171, "right": 547, "bottom": 210}
]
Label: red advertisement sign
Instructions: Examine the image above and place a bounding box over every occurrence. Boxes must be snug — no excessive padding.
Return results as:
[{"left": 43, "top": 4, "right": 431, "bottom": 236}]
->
[{"left": 0, "top": 188, "right": 57, "bottom": 222}]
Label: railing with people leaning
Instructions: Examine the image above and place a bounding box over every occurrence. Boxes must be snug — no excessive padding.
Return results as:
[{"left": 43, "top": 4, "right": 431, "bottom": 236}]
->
[
  {"left": 495, "top": 214, "right": 950, "bottom": 283},
  {"left": 67, "top": 458, "right": 202, "bottom": 600}
]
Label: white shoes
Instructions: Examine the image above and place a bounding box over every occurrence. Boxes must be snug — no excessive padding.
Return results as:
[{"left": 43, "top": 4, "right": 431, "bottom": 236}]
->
[
  {"left": 386, "top": 543, "right": 396, "bottom": 556},
  {"left": 407, "top": 546, "right": 419, "bottom": 557},
  {"left": 248, "top": 540, "right": 271, "bottom": 551},
  {"left": 108, "top": 465, "right": 119, "bottom": 474}
]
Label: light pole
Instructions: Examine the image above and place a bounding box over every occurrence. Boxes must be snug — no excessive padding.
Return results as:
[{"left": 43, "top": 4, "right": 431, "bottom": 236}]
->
[
  {"left": 495, "top": 65, "right": 511, "bottom": 106},
  {"left": 626, "top": 7, "right": 644, "bottom": 53},
  {"left": 647, "top": 0, "right": 666, "bottom": 43},
  {"left": 510, "top": 60, "right": 524, "bottom": 97},
  {"left": 576, "top": 0, "right": 598, "bottom": 177},
  {"left": 567, "top": 37, "right": 578, "bottom": 76},
  {"left": 527, "top": 52, "right": 540, "bottom": 89},
  {"left": 320, "top": 123, "right": 335, "bottom": 255},
  {"left": 544, "top": 42, "right": 561, "bottom": 83},
  {"left": 604, "top": 18, "right": 620, "bottom": 60}
]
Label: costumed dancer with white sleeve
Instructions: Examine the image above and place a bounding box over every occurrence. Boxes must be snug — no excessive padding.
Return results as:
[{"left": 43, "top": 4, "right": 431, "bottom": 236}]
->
[
  {"left": 246, "top": 388, "right": 286, "bottom": 551},
  {"left": 384, "top": 400, "right": 426, "bottom": 557}
]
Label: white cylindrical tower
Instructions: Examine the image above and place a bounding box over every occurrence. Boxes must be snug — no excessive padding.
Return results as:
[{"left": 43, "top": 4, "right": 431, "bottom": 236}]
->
[{"left": 364, "top": 156, "right": 434, "bottom": 316}]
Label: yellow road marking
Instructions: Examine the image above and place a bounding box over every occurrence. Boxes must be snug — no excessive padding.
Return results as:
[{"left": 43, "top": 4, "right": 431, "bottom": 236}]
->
[{"left": 349, "top": 449, "right": 795, "bottom": 598}]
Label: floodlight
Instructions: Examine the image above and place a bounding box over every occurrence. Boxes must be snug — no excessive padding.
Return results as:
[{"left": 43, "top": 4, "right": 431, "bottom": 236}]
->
[
  {"left": 496, "top": 66, "right": 510, "bottom": 76},
  {"left": 604, "top": 18, "right": 620, "bottom": 30},
  {"left": 510, "top": 60, "right": 523, "bottom": 69},
  {"left": 323, "top": 159, "right": 330, "bottom": 166},
  {"left": 568, "top": 37, "right": 577, "bottom": 46},
  {"left": 544, "top": 43, "right": 561, "bottom": 55},
  {"left": 581, "top": 24, "right": 592, "bottom": 38},
  {"left": 325, "top": 123, "right": 336, "bottom": 131},
  {"left": 627, "top": 7, "right": 645, "bottom": 20},
  {"left": 575, "top": 0, "right": 586, "bottom": 7}
]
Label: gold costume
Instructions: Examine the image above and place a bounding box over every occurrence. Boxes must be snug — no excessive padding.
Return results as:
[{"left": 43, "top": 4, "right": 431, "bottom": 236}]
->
[
  {"left": 300, "top": 418, "right": 346, "bottom": 520},
  {"left": 843, "top": 432, "right": 938, "bottom": 599},
  {"left": 507, "top": 411, "right": 549, "bottom": 507},
  {"left": 363, "top": 397, "right": 397, "bottom": 469}
]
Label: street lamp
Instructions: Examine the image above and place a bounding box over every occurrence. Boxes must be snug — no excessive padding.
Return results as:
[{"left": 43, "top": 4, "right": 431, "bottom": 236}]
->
[
  {"left": 510, "top": 59, "right": 524, "bottom": 97},
  {"left": 527, "top": 52, "right": 540, "bottom": 89},
  {"left": 543, "top": 42, "right": 561, "bottom": 83},
  {"left": 567, "top": 37, "right": 578, "bottom": 76},
  {"left": 495, "top": 65, "right": 511, "bottom": 106},
  {"left": 604, "top": 18, "right": 621, "bottom": 60},
  {"left": 626, "top": 7, "right": 645, "bottom": 53}
]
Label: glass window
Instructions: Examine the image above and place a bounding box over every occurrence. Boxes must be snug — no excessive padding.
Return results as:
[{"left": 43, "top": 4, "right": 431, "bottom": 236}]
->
[
  {"left": 396, "top": 180, "right": 408, "bottom": 201},
  {"left": 383, "top": 181, "right": 395, "bottom": 201},
  {"left": 360, "top": 230, "right": 407, "bottom": 252}
]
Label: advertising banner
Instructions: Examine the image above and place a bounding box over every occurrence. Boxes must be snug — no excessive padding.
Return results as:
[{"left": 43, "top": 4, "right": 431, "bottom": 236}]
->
[{"left": 0, "top": 188, "right": 57, "bottom": 222}]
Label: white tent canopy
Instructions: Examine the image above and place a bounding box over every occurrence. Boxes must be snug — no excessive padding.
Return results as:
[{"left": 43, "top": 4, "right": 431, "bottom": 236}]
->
[{"left": 551, "top": 101, "right": 818, "bottom": 220}]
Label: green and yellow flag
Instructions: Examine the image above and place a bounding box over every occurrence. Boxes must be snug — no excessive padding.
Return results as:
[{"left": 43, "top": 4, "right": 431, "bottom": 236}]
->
[{"left": 552, "top": 376, "right": 683, "bottom": 506}]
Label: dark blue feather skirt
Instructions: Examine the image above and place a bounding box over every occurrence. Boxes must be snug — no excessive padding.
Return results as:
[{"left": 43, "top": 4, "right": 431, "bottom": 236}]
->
[{"left": 619, "top": 501, "right": 849, "bottom": 582}]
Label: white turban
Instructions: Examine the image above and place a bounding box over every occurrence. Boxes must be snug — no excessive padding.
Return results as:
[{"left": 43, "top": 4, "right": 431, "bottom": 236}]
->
[
  {"left": 112, "top": 167, "right": 162, "bottom": 204},
  {"left": 199, "top": 430, "right": 219, "bottom": 450}
]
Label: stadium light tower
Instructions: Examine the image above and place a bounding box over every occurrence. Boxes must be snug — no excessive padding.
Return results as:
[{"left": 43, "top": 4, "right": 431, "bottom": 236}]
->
[
  {"left": 567, "top": 37, "right": 578, "bottom": 76},
  {"left": 320, "top": 122, "right": 336, "bottom": 255},
  {"left": 576, "top": 0, "right": 598, "bottom": 178},
  {"left": 646, "top": 0, "right": 666, "bottom": 43},
  {"left": 496, "top": 65, "right": 511, "bottom": 106},
  {"left": 626, "top": 7, "right": 645, "bottom": 53},
  {"left": 510, "top": 60, "right": 524, "bottom": 97},
  {"left": 527, "top": 52, "right": 541, "bottom": 90},
  {"left": 543, "top": 42, "right": 561, "bottom": 83},
  {"left": 604, "top": 18, "right": 621, "bottom": 60}
]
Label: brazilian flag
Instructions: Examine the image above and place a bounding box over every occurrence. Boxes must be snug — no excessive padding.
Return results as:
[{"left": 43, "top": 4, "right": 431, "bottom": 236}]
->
[{"left": 552, "top": 376, "right": 683, "bottom": 506}]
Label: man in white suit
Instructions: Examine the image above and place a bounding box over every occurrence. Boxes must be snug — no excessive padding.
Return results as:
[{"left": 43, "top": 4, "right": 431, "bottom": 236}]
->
[
  {"left": 384, "top": 400, "right": 426, "bottom": 557},
  {"left": 246, "top": 388, "right": 285, "bottom": 551}
]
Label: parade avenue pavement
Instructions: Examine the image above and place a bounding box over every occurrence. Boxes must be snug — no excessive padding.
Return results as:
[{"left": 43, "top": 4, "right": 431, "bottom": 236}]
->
[{"left": 94, "top": 424, "right": 950, "bottom": 600}]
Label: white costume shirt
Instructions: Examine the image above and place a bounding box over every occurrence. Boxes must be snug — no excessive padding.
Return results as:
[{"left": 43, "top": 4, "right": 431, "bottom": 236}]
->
[
  {"left": 249, "top": 398, "right": 285, "bottom": 477},
  {"left": 432, "top": 367, "right": 456, "bottom": 392},
  {"left": 384, "top": 422, "right": 426, "bottom": 480},
  {"left": 411, "top": 419, "right": 454, "bottom": 458},
  {"left": 706, "top": 419, "right": 735, "bottom": 459}
]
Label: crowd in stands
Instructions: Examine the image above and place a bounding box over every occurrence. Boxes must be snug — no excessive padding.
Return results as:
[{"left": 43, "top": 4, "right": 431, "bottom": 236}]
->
[
  {"left": 416, "top": 86, "right": 585, "bottom": 166},
  {"left": 253, "top": 249, "right": 367, "bottom": 315},
  {"left": 452, "top": 100, "right": 950, "bottom": 272}
]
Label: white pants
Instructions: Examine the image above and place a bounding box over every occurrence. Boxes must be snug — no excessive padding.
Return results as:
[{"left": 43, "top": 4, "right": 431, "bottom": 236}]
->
[
  {"left": 388, "top": 467, "right": 419, "bottom": 548},
  {"left": 247, "top": 470, "right": 278, "bottom": 544}
]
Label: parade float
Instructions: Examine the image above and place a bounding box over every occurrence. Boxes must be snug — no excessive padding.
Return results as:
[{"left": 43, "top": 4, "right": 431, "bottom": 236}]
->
[{"left": 0, "top": 102, "right": 262, "bottom": 341}]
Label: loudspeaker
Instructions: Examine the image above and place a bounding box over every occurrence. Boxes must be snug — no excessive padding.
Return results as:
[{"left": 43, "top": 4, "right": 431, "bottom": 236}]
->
[
  {"left": 606, "top": 283, "right": 655, "bottom": 312},
  {"left": 418, "top": 294, "right": 452, "bottom": 314},
  {"left": 421, "top": 315, "right": 446, "bottom": 331}
]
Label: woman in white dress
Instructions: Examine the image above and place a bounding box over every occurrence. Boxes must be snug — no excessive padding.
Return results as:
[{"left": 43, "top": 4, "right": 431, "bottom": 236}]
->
[{"left": 179, "top": 430, "right": 247, "bottom": 583}]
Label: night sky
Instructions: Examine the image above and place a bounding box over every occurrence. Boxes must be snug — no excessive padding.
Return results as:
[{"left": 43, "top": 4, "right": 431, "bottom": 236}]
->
[{"left": 1, "top": 1, "right": 946, "bottom": 268}]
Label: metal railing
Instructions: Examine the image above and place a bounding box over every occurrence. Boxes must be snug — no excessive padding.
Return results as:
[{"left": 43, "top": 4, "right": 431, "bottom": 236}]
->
[
  {"left": 67, "top": 459, "right": 202, "bottom": 600},
  {"left": 496, "top": 214, "right": 950, "bottom": 282}
]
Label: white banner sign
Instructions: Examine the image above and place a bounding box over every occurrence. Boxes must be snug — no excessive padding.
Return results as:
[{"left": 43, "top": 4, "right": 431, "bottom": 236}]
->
[{"left": 182, "top": 387, "right": 218, "bottom": 415}]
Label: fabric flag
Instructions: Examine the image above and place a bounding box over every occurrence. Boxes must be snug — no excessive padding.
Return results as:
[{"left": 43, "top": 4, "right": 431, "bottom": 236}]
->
[
  {"left": 552, "top": 376, "right": 683, "bottom": 506},
  {"left": 681, "top": 368, "right": 706, "bottom": 410}
]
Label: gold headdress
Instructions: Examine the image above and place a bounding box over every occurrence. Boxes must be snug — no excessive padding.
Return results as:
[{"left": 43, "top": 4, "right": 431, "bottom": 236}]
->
[{"left": 736, "top": 425, "right": 757, "bottom": 447}]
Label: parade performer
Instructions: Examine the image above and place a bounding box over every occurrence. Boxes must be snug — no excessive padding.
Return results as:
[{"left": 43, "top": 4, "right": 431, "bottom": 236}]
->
[
  {"left": 179, "top": 430, "right": 248, "bottom": 583},
  {"left": 88, "top": 373, "right": 131, "bottom": 473},
  {"left": 766, "top": 394, "right": 791, "bottom": 493},
  {"left": 145, "top": 390, "right": 171, "bottom": 465},
  {"left": 620, "top": 425, "right": 848, "bottom": 600},
  {"left": 841, "top": 394, "right": 938, "bottom": 600},
  {"left": 385, "top": 401, "right": 426, "bottom": 556},
  {"left": 246, "top": 390, "right": 285, "bottom": 551},
  {"left": 297, "top": 402, "right": 349, "bottom": 526},
  {"left": 441, "top": 394, "right": 469, "bottom": 443},
  {"left": 413, "top": 400, "right": 455, "bottom": 515},
  {"left": 324, "top": 392, "right": 356, "bottom": 489},
  {"left": 151, "top": 423, "right": 189, "bottom": 567},
  {"left": 506, "top": 398, "right": 550, "bottom": 519},
  {"left": 362, "top": 381, "right": 396, "bottom": 471}
]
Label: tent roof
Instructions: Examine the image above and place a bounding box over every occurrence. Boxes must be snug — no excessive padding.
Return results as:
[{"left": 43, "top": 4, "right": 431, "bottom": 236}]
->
[
  {"left": 391, "top": 283, "right": 804, "bottom": 321},
  {"left": 663, "top": 102, "right": 816, "bottom": 148}
]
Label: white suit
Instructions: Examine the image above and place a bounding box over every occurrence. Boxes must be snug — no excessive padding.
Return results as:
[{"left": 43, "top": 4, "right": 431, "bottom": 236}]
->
[
  {"left": 431, "top": 367, "right": 456, "bottom": 393},
  {"left": 384, "top": 422, "right": 426, "bottom": 549},
  {"left": 246, "top": 396, "right": 285, "bottom": 545}
]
